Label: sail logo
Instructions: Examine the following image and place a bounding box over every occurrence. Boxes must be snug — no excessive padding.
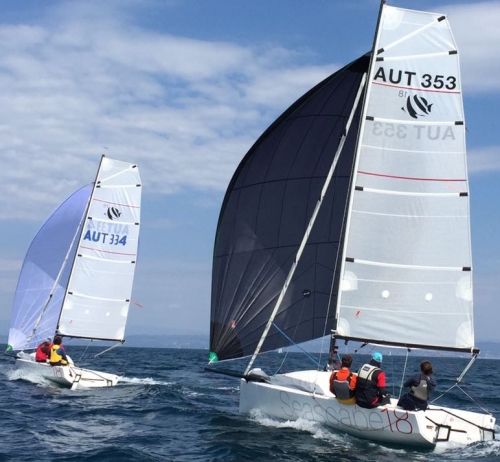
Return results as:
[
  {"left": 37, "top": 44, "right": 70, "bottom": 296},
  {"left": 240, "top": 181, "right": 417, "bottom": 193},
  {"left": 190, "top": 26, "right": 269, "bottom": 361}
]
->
[
  {"left": 106, "top": 207, "right": 121, "bottom": 220},
  {"left": 402, "top": 95, "right": 433, "bottom": 119}
]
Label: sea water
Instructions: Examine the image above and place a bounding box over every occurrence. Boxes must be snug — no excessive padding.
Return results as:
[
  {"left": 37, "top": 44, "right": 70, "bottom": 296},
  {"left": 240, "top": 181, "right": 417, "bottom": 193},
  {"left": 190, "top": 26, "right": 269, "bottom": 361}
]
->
[{"left": 1, "top": 347, "right": 499, "bottom": 461}]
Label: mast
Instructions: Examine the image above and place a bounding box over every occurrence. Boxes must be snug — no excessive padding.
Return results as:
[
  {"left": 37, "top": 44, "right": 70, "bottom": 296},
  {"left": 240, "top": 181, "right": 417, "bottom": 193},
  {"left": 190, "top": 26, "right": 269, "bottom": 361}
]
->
[
  {"left": 55, "top": 154, "right": 106, "bottom": 338},
  {"left": 327, "top": 0, "right": 387, "bottom": 368}
]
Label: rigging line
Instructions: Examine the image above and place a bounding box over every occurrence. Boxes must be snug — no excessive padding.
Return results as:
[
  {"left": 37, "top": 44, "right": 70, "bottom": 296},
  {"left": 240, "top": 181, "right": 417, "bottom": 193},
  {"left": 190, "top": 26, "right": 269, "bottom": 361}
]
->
[
  {"left": 430, "top": 383, "right": 458, "bottom": 404},
  {"left": 274, "top": 348, "right": 289, "bottom": 375},
  {"left": 244, "top": 73, "right": 368, "bottom": 376},
  {"left": 93, "top": 342, "right": 122, "bottom": 358},
  {"left": 455, "top": 384, "right": 493, "bottom": 416},
  {"left": 271, "top": 323, "right": 321, "bottom": 368},
  {"left": 274, "top": 296, "right": 308, "bottom": 374},
  {"left": 321, "top": 256, "right": 340, "bottom": 369},
  {"left": 430, "top": 382, "right": 492, "bottom": 416},
  {"left": 321, "top": 200, "right": 347, "bottom": 369},
  {"left": 398, "top": 350, "right": 410, "bottom": 399},
  {"left": 76, "top": 341, "right": 92, "bottom": 365}
]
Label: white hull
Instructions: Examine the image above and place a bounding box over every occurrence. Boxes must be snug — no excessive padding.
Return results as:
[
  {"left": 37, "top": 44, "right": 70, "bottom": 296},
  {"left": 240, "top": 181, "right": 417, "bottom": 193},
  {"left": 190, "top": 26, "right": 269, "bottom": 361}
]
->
[
  {"left": 14, "top": 353, "right": 119, "bottom": 389},
  {"left": 240, "top": 370, "right": 496, "bottom": 448}
]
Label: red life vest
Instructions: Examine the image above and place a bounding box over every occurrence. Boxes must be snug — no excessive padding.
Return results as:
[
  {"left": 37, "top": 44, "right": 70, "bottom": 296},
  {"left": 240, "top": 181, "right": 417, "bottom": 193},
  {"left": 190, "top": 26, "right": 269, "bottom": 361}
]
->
[{"left": 35, "top": 342, "right": 50, "bottom": 362}]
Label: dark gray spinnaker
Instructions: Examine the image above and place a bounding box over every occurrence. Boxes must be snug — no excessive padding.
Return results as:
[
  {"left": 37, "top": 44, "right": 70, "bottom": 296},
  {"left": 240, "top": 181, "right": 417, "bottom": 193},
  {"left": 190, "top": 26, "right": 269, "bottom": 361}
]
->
[{"left": 209, "top": 54, "right": 369, "bottom": 361}]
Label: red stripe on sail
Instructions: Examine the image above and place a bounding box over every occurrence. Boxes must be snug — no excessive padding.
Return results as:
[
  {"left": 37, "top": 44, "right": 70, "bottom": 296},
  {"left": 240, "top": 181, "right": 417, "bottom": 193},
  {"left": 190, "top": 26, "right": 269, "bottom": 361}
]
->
[
  {"left": 372, "top": 81, "right": 461, "bottom": 94},
  {"left": 358, "top": 170, "right": 467, "bottom": 182}
]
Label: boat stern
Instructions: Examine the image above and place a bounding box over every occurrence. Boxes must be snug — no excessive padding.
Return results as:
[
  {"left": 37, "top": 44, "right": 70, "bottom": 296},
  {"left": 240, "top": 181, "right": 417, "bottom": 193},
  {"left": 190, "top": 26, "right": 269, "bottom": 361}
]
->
[{"left": 425, "top": 405, "right": 496, "bottom": 446}]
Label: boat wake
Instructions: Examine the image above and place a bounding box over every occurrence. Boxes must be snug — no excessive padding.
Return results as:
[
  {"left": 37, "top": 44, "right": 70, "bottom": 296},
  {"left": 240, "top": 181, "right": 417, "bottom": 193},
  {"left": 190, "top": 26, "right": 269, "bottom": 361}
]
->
[
  {"left": 118, "top": 376, "right": 173, "bottom": 386},
  {"left": 6, "top": 368, "right": 54, "bottom": 387},
  {"left": 249, "top": 408, "right": 345, "bottom": 443},
  {"left": 433, "top": 438, "right": 500, "bottom": 458}
]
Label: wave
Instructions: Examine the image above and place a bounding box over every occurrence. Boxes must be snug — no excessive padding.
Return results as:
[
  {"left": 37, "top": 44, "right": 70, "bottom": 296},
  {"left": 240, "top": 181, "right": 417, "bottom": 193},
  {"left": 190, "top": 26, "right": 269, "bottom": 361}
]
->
[{"left": 118, "top": 376, "right": 173, "bottom": 386}]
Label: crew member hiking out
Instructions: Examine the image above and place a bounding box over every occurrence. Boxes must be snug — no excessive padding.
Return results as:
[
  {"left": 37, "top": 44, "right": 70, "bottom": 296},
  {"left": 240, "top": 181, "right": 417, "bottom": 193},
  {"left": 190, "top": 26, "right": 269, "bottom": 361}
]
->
[
  {"left": 49, "top": 336, "right": 69, "bottom": 366},
  {"left": 35, "top": 338, "right": 52, "bottom": 363},
  {"left": 354, "top": 352, "right": 390, "bottom": 409},
  {"left": 329, "top": 354, "right": 357, "bottom": 405},
  {"left": 398, "top": 360, "right": 437, "bottom": 411}
]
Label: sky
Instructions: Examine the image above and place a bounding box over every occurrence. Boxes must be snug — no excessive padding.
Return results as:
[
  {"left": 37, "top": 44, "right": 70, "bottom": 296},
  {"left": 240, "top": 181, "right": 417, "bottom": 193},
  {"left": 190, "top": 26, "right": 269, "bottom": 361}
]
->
[{"left": 0, "top": 0, "right": 499, "bottom": 342}]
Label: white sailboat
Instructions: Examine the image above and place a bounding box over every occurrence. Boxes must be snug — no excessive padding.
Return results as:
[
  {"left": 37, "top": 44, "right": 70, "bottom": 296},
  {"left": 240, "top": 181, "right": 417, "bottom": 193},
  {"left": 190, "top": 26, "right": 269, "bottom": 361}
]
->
[
  {"left": 207, "top": 3, "right": 496, "bottom": 448},
  {"left": 6, "top": 155, "right": 141, "bottom": 389}
]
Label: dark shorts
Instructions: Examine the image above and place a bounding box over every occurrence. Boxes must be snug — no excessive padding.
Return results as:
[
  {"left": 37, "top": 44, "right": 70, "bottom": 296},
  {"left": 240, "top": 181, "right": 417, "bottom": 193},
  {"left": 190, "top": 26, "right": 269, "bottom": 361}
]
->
[{"left": 397, "top": 393, "right": 427, "bottom": 411}]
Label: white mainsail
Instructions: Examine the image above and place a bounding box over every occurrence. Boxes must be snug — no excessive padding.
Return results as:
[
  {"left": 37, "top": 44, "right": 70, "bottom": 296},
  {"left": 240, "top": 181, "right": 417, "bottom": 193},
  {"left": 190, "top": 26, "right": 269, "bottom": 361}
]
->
[
  {"left": 57, "top": 157, "right": 141, "bottom": 341},
  {"left": 336, "top": 7, "right": 473, "bottom": 350}
]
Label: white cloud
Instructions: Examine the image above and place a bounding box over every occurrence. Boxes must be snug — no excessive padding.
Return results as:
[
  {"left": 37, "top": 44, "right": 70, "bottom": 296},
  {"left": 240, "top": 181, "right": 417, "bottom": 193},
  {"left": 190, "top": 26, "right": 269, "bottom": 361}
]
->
[
  {"left": 468, "top": 146, "right": 500, "bottom": 174},
  {"left": 0, "top": 3, "right": 334, "bottom": 222},
  {"left": 444, "top": 1, "right": 500, "bottom": 93},
  {"left": 0, "top": 258, "right": 22, "bottom": 273},
  {"left": 1, "top": 1, "right": 499, "bottom": 224}
]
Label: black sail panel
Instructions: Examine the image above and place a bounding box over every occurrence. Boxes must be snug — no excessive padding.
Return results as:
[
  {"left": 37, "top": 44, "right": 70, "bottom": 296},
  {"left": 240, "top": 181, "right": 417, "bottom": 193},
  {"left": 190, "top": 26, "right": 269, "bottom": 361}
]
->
[{"left": 210, "top": 54, "right": 369, "bottom": 361}]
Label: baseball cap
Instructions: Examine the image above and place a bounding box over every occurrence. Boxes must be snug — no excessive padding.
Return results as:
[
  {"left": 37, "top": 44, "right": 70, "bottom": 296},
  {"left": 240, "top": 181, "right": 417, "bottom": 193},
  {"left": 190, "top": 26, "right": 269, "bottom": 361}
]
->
[{"left": 372, "top": 352, "right": 383, "bottom": 363}]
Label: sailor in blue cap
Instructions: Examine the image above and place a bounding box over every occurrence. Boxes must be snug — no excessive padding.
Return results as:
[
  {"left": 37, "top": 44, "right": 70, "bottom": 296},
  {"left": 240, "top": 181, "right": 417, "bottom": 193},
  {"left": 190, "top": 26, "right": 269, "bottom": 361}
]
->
[{"left": 354, "top": 352, "right": 390, "bottom": 408}]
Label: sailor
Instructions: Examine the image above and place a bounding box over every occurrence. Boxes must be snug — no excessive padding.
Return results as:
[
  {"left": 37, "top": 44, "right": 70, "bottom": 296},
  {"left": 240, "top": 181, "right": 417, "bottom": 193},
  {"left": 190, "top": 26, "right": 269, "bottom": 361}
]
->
[
  {"left": 35, "top": 338, "right": 52, "bottom": 363},
  {"left": 397, "top": 360, "right": 436, "bottom": 411},
  {"left": 329, "top": 354, "right": 357, "bottom": 404},
  {"left": 354, "top": 352, "right": 390, "bottom": 408},
  {"left": 49, "top": 336, "right": 69, "bottom": 366}
]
